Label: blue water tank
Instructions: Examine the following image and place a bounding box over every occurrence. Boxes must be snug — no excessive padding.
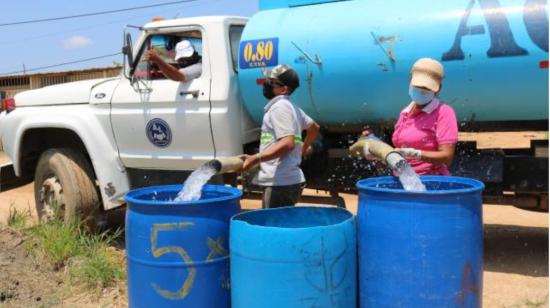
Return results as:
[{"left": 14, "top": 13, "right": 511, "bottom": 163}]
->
[
  {"left": 238, "top": 0, "right": 548, "bottom": 128},
  {"left": 230, "top": 206, "right": 357, "bottom": 307},
  {"left": 356, "top": 176, "right": 484, "bottom": 308},
  {"left": 260, "top": 0, "right": 346, "bottom": 10},
  {"left": 124, "top": 184, "right": 241, "bottom": 308}
]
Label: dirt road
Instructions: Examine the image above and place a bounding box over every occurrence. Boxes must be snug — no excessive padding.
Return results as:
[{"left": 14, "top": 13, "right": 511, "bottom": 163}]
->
[{"left": 0, "top": 144, "right": 547, "bottom": 307}]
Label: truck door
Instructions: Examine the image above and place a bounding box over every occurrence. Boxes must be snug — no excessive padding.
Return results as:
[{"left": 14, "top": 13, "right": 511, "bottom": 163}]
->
[{"left": 110, "top": 30, "right": 214, "bottom": 170}]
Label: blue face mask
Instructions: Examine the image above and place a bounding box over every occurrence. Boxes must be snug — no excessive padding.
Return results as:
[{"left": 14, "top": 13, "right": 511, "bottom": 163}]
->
[{"left": 409, "top": 86, "right": 435, "bottom": 105}]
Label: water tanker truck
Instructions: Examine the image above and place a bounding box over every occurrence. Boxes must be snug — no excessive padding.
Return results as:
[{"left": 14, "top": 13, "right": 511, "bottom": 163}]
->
[{"left": 0, "top": 0, "right": 547, "bottom": 225}]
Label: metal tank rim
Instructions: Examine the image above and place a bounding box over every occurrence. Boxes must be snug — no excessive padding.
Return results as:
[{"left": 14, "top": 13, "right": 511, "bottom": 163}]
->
[
  {"left": 356, "top": 175, "right": 485, "bottom": 195},
  {"left": 124, "top": 184, "right": 243, "bottom": 207},
  {"left": 231, "top": 205, "right": 354, "bottom": 231}
]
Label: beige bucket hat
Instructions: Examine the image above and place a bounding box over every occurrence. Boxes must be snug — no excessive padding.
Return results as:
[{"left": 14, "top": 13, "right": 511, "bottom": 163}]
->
[{"left": 410, "top": 58, "right": 444, "bottom": 92}]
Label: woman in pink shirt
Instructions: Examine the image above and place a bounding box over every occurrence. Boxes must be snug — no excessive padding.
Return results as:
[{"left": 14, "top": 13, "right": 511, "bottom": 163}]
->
[{"left": 391, "top": 58, "right": 458, "bottom": 175}]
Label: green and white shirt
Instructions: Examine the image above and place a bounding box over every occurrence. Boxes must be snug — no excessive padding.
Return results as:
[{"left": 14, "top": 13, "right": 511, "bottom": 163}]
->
[{"left": 254, "top": 95, "right": 314, "bottom": 186}]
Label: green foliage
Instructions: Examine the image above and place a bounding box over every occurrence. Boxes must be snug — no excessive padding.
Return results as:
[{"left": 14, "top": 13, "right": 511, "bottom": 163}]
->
[
  {"left": 26, "top": 216, "right": 126, "bottom": 290},
  {"left": 72, "top": 228, "right": 126, "bottom": 289},
  {"left": 6, "top": 206, "right": 30, "bottom": 229},
  {"left": 27, "top": 220, "right": 83, "bottom": 269},
  {"left": 74, "top": 247, "right": 126, "bottom": 289}
]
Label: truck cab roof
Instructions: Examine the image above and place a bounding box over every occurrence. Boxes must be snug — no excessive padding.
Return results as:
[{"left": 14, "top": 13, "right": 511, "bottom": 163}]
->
[{"left": 142, "top": 15, "right": 248, "bottom": 29}]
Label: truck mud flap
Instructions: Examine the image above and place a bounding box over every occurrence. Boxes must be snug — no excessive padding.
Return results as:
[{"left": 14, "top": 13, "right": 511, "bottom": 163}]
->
[{"left": 0, "top": 163, "right": 32, "bottom": 192}]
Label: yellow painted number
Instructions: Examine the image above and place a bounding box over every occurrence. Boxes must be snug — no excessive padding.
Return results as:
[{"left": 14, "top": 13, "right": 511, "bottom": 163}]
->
[
  {"left": 150, "top": 222, "right": 196, "bottom": 300},
  {"left": 256, "top": 41, "right": 265, "bottom": 61},
  {"left": 244, "top": 40, "right": 274, "bottom": 63},
  {"left": 264, "top": 41, "right": 274, "bottom": 61},
  {"left": 243, "top": 43, "right": 253, "bottom": 63}
]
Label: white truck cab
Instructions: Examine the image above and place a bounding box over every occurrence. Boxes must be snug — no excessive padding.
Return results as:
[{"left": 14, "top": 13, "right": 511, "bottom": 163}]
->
[{"left": 0, "top": 16, "right": 258, "bottom": 225}]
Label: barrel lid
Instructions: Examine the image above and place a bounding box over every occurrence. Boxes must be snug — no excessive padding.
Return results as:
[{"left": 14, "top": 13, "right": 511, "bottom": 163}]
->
[
  {"left": 231, "top": 206, "right": 353, "bottom": 230},
  {"left": 124, "top": 184, "right": 242, "bottom": 206}
]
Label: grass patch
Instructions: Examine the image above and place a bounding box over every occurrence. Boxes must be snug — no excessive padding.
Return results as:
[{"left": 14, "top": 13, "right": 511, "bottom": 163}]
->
[
  {"left": 71, "top": 228, "right": 126, "bottom": 289},
  {"left": 23, "top": 216, "right": 126, "bottom": 290},
  {"left": 6, "top": 206, "right": 30, "bottom": 229},
  {"left": 27, "top": 220, "right": 83, "bottom": 269}
]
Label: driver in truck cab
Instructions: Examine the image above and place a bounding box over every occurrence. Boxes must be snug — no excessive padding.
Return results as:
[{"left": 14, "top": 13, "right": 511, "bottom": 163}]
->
[{"left": 144, "top": 39, "right": 202, "bottom": 82}]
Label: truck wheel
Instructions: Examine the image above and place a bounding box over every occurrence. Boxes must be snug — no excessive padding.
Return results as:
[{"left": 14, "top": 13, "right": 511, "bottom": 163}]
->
[{"left": 34, "top": 148, "right": 101, "bottom": 229}]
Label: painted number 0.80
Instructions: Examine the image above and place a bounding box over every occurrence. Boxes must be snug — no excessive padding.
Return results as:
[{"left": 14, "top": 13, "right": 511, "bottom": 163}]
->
[{"left": 243, "top": 40, "right": 274, "bottom": 62}]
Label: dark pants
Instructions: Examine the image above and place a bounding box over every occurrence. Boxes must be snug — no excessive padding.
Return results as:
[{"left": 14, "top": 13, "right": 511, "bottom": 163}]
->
[{"left": 262, "top": 183, "right": 304, "bottom": 209}]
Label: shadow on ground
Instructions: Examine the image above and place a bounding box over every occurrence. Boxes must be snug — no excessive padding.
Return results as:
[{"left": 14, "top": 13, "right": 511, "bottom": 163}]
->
[{"left": 484, "top": 224, "right": 548, "bottom": 277}]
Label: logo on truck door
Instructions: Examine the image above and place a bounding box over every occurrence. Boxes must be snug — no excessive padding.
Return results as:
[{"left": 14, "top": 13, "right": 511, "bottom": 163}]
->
[
  {"left": 146, "top": 118, "right": 172, "bottom": 148},
  {"left": 239, "top": 37, "right": 279, "bottom": 69}
]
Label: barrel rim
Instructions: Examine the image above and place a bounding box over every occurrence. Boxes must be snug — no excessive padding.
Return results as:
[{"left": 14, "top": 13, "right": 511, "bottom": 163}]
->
[
  {"left": 124, "top": 184, "right": 243, "bottom": 206},
  {"left": 231, "top": 205, "right": 354, "bottom": 230},
  {"left": 356, "top": 176, "right": 485, "bottom": 195}
]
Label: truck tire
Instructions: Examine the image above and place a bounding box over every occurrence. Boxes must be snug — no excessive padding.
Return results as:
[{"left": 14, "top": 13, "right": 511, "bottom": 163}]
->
[{"left": 34, "top": 148, "right": 101, "bottom": 229}]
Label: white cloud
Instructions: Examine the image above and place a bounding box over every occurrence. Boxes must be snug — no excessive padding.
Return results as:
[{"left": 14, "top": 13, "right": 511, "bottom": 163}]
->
[{"left": 63, "top": 35, "right": 92, "bottom": 49}]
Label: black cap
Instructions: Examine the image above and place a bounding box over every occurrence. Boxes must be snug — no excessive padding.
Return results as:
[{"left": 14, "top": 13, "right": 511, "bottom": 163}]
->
[{"left": 264, "top": 64, "right": 300, "bottom": 91}]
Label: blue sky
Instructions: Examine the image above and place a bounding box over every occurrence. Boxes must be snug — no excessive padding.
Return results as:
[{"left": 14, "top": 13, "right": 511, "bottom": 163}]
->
[{"left": 0, "top": 0, "right": 258, "bottom": 75}]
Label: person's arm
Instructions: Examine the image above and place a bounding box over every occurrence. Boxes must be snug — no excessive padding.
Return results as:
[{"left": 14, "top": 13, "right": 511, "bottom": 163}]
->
[
  {"left": 399, "top": 144, "right": 455, "bottom": 166},
  {"left": 242, "top": 136, "right": 295, "bottom": 170},
  {"left": 302, "top": 121, "right": 320, "bottom": 157},
  {"left": 398, "top": 104, "right": 458, "bottom": 166},
  {"left": 144, "top": 49, "right": 187, "bottom": 82}
]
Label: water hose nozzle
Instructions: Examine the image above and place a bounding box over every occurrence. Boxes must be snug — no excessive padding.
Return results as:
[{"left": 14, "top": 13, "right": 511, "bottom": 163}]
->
[{"left": 349, "top": 138, "right": 405, "bottom": 169}]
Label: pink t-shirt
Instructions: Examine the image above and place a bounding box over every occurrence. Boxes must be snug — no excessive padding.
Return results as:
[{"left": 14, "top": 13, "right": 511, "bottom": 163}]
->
[{"left": 392, "top": 98, "right": 458, "bottom": 175}]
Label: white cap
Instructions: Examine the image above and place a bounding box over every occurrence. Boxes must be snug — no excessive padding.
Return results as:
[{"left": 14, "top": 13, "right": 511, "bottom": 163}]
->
[{"left": 174, "top": 40, "right": 195, "bottom": 60}]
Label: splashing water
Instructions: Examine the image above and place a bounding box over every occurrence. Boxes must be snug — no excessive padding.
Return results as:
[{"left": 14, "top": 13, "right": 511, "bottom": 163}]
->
[
  {"left": 174, "top": 164, "right": 217, "bottom": 202},
  {"left": 363, "top": 142, "right": 426, "bottom": 192},
  {"left": 394, "top": 159, "right": 426, "bottom": 192}
]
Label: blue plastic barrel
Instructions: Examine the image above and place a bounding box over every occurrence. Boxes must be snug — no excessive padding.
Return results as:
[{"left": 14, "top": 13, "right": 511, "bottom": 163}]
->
[
  {"left": 124, "top": 184, "right": 241, "bottom": 308},
  {"left": 356, "top": 176, "right": 484, "bottom": 308},
  {"left": 230, "top": 206, "right": 357, "bottom": 308}
]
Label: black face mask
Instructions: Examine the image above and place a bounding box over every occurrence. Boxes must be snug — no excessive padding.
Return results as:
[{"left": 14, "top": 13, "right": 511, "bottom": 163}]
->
[{"left": 262, "top": 79, "right": 276, "bottom": 100}]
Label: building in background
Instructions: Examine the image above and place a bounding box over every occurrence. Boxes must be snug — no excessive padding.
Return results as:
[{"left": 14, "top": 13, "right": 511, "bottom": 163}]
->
[{"left": 0, "top": 66, "right": 122, "bottom": 99}]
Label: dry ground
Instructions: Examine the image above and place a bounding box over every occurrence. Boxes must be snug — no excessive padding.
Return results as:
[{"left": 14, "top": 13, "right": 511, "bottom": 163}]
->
[{"left": 0, "top": 151, "right": 548, "bottom": 307}]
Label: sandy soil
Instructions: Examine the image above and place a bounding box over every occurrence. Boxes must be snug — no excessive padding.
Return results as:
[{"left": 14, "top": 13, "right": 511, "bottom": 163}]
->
[{"left": 0, "top": 227, "right": 127, "bottom": 308}]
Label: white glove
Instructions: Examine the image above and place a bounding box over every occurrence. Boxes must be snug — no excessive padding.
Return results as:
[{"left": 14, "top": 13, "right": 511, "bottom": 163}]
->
[
  {"left": 363, "top": 142, "right": 380, "bottom": 161},
  {"left": 396, "top": 147, "right": 422, "bottom": 159}
]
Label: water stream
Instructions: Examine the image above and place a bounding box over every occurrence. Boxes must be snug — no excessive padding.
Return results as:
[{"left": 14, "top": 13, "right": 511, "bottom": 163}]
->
[
  {"left": 364, "top": 143, "right": 426, "bottom": 192},
  {"left": 174, "top": 163, "right": 217, "bottom": 202},
  {"left": 393, "top": 159, "right": 427, "bottom": 192}
]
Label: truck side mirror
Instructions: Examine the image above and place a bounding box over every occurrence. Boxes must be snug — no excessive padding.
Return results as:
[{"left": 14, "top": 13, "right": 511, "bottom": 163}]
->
[{"left": 122, "top": 32, "right": 134, "bottom": 79}]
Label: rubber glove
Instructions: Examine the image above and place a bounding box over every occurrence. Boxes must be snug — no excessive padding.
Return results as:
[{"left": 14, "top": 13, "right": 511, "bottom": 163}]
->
[
  {"left": 396, "top": 147, "right": 422, "bottom": 159},
  {"left": 363, "top": 141, "right": 381, "bottom": 161}
]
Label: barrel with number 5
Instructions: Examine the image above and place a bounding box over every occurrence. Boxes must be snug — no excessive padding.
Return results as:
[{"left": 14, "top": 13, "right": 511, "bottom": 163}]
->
[{"left": 125, "top": 184, "right": 241, "bottom": 308}]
